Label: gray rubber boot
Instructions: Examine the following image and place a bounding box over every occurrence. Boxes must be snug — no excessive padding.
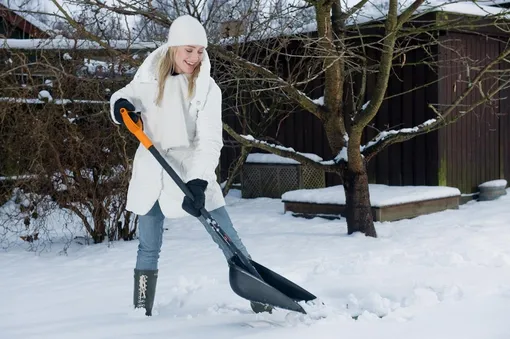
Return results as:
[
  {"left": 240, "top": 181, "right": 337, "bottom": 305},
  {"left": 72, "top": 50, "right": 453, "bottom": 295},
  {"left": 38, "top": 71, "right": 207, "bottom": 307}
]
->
[{"left": 133, "top": 269, "right": 158, "bottom": 316}]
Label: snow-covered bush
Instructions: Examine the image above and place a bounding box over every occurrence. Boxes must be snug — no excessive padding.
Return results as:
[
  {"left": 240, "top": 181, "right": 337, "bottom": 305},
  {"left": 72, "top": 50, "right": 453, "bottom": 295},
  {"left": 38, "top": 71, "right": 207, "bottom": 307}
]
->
[{"left": 0, "top": 46, "right": 143, "bottom": 247}]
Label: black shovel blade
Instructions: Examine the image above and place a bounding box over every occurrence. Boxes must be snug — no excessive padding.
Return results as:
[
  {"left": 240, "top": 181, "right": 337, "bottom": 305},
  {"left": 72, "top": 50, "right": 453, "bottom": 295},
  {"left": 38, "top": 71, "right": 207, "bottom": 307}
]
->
[
  {"left": 249, "top": 259, "right": 317, "bottom": 302},
  {"left": 228, "top": 261, "right": 306, "bottom": 314}
]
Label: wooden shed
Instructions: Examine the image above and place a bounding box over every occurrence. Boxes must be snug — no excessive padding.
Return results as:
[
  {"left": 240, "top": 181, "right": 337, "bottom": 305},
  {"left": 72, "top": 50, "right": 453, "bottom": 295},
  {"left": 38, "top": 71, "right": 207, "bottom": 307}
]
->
[{"left": 219, "top": 9, "right": 510, "bottom": 194}]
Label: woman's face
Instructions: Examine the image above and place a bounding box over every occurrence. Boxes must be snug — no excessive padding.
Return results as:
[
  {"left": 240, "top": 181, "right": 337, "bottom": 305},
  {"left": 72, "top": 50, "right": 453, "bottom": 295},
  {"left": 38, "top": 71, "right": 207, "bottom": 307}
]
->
[{"left": 174, "top": 45, "right": 204, "bottom": 74}]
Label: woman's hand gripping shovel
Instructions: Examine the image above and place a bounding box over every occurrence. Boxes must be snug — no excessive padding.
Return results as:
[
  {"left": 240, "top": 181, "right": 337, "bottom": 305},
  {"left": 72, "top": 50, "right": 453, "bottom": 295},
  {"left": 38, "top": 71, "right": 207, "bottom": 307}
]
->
[{"left": 120, "top": 108, "right": 317, "bottom": 314}]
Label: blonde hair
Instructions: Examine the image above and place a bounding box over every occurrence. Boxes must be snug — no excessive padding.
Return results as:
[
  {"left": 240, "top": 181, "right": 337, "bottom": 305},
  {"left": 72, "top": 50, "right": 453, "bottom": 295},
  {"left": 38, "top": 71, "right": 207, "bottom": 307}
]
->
[{"left": 156, "top": 47, "right": 202, "bottom": 106}]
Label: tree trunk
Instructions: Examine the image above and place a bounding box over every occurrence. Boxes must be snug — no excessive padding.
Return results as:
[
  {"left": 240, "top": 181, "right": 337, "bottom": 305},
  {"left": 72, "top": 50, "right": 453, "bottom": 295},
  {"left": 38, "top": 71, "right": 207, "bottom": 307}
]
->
[
  {"left": 342, "top": 164, "right": 377, "bottom": 237},
  {"left": 222, "top": 145, "right": 251, "bottom": 197}
]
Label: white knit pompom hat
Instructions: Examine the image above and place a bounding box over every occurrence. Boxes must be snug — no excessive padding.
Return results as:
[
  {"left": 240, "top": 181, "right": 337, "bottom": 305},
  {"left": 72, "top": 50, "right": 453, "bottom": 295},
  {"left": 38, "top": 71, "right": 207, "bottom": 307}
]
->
[{"left": 166, "top": 15, "right": 208, "bottom": 48}]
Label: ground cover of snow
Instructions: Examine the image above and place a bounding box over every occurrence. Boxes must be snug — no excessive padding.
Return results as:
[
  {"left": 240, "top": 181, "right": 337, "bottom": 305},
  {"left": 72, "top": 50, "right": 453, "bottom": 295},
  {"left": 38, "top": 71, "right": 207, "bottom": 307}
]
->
[{"left": 1, "top": 188, "right": 510, "bottom": 339}]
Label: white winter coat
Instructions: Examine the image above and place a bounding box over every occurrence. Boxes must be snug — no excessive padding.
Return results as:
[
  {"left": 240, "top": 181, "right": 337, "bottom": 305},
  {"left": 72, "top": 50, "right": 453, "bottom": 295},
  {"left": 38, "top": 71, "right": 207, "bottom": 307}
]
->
[{"left": 109, "top": 45, "right": 225, "bottom": 218}]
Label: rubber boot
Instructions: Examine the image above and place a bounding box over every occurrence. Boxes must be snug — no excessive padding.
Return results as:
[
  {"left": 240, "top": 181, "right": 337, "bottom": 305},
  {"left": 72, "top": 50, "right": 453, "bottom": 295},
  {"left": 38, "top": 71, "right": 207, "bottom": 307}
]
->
[
  {"left": 133, "top": 269, "right": 158, "bottom": 316},
  {"left": 250, "top": 301, "right": 274, "bottom": 314}
]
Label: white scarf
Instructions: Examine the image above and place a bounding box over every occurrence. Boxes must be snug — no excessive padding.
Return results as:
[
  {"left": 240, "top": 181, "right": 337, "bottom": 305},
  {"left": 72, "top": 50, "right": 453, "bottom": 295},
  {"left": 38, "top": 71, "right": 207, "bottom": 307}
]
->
[{"left": 154, "top": 74, "right": 193, "bottom": 151}]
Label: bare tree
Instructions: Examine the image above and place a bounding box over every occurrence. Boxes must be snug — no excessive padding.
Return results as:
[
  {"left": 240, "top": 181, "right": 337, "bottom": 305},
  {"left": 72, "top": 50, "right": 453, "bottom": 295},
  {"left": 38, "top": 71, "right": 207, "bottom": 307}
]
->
[{"left": 41, "top": 0, "right": 510, "bottom": 239}]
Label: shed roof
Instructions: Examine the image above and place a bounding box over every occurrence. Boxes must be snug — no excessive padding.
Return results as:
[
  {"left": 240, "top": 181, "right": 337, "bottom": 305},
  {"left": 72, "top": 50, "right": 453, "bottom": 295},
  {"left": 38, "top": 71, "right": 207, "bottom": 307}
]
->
[
  {"left": 0, "top": 0, "right": 52, "bottom": 37},
  {"left": 218, "top": 0, "right": 510, "bottom": 44}
]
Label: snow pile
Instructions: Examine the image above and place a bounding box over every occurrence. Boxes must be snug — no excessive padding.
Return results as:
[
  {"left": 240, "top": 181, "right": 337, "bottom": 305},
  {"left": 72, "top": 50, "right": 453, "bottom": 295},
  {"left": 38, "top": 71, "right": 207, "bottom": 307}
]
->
[
  {"left": 37, "top": 90, "right": 53, "bottom": 102},
  {"left": 246, "top": 152, "right": 322, "bottom": 164},
  {"left": 479, "top": 179, "right": 507, "bottom": 188},
  {"left": 282, "top": 184, "right": 461, "bottom": 207}
]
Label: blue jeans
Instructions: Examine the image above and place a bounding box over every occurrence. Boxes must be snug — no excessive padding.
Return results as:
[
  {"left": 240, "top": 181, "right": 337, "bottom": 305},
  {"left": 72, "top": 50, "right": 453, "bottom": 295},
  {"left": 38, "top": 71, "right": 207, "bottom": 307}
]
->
[{"left": 135, "top": 201, "right": 250, "bottom": 270}]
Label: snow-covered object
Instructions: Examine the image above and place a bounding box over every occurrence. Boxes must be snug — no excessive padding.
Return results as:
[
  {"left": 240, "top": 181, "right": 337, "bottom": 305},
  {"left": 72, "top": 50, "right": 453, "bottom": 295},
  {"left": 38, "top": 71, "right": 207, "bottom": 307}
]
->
[
  {"left": 0, "top": 38, "right": 159, "bottom": 50},
  {"left": 0, "top": 97, "right": 106, "bottom": 105},
  {"left": 479, "top": 179, "right": 507, "bottom": 188},
  {"left": 246, "top": 152, "right": 322, "bottom": 164},
  {"left": 109, "top": 44, "right": 225, "bottom": 219},
  {"left": 282, "top": 184, "right": 461, "bottom": 207},
  {"left": 363, "top": 119, "right": 437, "bottom": 151},
  {"left": 81, "top": 58, "right": 137, "bottom": 76},
  {"left": 37, "top": 90, "right": 53, "bottom": 102},
  {"left": 478, "top": 179, "right": 507, "bottom": 201}
]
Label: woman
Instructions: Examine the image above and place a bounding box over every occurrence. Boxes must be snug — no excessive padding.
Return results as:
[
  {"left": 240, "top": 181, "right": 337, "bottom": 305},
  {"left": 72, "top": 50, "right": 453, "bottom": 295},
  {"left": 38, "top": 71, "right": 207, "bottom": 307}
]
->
[{"left": 109, "top": 15, "right": 270, "bottom": 316}]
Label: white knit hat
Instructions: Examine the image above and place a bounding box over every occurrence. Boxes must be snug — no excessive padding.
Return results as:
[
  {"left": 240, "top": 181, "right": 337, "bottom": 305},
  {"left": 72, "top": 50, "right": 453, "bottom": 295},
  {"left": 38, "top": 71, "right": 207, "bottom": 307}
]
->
[{"left": 166, "top": 15, "right": 208, "bottom": 48}]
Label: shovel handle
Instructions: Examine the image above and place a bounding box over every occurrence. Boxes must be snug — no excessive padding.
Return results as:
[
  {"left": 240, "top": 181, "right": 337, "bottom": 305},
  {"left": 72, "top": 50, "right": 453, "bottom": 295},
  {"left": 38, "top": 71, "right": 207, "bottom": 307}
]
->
[
  {"left": 120, "top": 108, "right": 263, "bottom": 281},
  {"left": 120, "top": 108, "right": 152, "bottom": 149}
]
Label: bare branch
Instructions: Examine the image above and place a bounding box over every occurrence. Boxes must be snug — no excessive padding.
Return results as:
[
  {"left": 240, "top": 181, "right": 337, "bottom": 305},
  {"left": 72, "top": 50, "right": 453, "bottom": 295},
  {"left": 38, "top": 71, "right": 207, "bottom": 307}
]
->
[
  {"left": 397, "top": 0, "right": 427, "bottom": 27},
  {"left": 362, "top": 57, "right": 510, "bottom": 161},
  {"left": 338, "top": 0, "right": 370, "bottom": 23},
  {"left": 223, "top": 123, "right": 340, "bottom": 173},
  {"left": 209, "top": 45, "right": 327, "bottom": 119}
]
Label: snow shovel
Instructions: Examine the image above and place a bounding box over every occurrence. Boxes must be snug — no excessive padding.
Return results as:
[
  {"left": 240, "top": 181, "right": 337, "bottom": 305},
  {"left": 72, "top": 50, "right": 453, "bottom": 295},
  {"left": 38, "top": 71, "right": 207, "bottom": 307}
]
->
[{"left": 120, "top": 108, "right": 317, "bottom": 314}]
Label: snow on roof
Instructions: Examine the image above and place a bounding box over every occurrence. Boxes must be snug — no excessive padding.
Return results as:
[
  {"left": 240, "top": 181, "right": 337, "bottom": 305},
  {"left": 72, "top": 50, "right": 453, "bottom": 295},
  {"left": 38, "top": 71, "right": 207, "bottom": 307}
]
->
[
  {"left": 477, "top": 0, "right": 510, "bottom": 6},
  {"left": 0, "top": 37, "right": 160, "bottom": 50},
  {"left": 219, "top": 0, "right": 510, "bottom": 44},
  {"left": 342, "top": 0, "right": 510, "bottom": 25},
  {"left": 0, "top": 0, "right": 53, "bottom": 33}
]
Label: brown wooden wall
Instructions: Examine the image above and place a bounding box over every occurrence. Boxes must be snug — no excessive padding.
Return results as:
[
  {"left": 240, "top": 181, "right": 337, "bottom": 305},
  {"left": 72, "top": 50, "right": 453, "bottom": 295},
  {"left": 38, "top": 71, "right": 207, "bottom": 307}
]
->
[
  {"left": 363, "top": 46, "right": 439, "bottom": 187},
  {"left": 219, "top": 29, "right": 509, "bottom": 193},
  {"left": 438, "top": 33, "right": 505, "bottom": 193},
  {"left": 500, "top": 42, "right": 510, "bottom": 185}
]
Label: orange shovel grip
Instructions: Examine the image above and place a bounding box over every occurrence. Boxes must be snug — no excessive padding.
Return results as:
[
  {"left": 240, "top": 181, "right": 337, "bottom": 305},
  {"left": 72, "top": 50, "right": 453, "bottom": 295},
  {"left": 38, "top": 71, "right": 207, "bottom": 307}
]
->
[{"left": 120, "top": 108, "right": 153, "bottom": 149}]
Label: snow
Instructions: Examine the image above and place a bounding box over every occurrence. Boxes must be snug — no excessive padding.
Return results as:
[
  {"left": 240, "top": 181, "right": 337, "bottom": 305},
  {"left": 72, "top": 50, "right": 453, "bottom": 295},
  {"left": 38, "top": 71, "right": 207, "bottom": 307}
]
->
[
  {"left": 81, "top": 57, "right": 138, "bottom": 76},
  {"left": 0, "top": 0, "right": 53, "bottom": 33},
  {"left": 312, "top": 96, "right": 324, "bottom": 105},
  {"left": 0, "top": 174, "right": 37, "bottom": 181},
  {"left": 282, "top": 184, "right": 461, "bottom": 207},
  {"left": 344, "top": 0, "right": 510, "bottom": 25},
  {"left": 334, "top": 147, "right": 349, "bottom": 162},
  {"left": 241, "top": 136, "right": 324, "bottom": 163},
  {"left": 246, "top": 153, "right": 323, "bottom": 164},
  {"left": 479, "top": 179, "right": 508, "bottom": 188},
  {"left": 38, "top": 90, "right": 53, "bottom": 102},
  {"left": 0, "top": 38, "right": 159, "bottom": 50},
  {"left": 0, "top": 97, "right": 107, "bottom": 105},
  {"left": 363, "top": 119, "right": 437, "bottom": 151},
  {"left": 1, "top": 187, "right": 510, "bottom": 338},
  {"left": 219, "top": 0, "right": 510, "bottom": 44}
]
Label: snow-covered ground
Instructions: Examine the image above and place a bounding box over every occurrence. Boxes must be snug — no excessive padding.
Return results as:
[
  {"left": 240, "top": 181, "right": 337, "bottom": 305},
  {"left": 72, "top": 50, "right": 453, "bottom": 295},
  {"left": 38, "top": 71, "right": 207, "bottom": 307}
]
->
[{"left": 1, "top": 188, "right": 510, "bottom": 339}]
